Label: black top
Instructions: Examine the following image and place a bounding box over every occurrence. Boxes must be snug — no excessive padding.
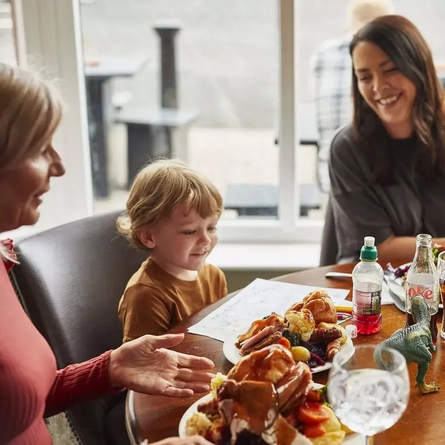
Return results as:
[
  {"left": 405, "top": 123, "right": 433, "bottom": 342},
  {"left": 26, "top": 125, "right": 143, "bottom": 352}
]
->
[{"left": 328, "top": 124, "right": 445, "bottom": 262}]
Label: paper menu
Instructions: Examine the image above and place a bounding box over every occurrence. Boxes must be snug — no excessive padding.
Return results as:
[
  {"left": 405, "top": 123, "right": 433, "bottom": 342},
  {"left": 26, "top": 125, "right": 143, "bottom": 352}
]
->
[{"left": 187, "top": 278, "right": 350, "bottom": 342}]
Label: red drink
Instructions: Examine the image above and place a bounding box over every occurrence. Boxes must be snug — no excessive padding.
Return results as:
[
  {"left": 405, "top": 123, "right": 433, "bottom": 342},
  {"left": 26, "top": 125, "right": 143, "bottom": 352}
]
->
[
  {"left": 352, "top": 312, "right": 382, "bottom": 335},
  {"left": 406, "top": 311, "right": 438, "bottom": 344}
]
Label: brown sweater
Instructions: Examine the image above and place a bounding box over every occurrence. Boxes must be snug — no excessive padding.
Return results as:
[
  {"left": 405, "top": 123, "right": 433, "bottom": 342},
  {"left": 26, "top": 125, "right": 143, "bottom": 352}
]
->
[{"left": 118, "top": 258, "right": 227, "bottom": 341}]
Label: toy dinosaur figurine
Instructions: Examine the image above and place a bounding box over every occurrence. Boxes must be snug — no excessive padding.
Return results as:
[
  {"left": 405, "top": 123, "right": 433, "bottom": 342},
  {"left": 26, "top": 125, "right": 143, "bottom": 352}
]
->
[{"left": 375, "top": 295, "right": 440, "bottom": 394}]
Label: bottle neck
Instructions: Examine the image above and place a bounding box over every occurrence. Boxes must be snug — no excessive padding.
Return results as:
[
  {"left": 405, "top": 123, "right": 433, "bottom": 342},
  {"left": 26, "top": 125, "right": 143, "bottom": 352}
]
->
[{"left": 413, "top": 246, "right": 433, "bottom": 265}]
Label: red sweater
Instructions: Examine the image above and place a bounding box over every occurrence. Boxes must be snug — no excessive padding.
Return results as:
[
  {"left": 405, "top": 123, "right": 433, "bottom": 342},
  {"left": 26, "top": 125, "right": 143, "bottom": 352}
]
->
[{"left": 0, "top": 261, "right": 118, "bottom": 444}]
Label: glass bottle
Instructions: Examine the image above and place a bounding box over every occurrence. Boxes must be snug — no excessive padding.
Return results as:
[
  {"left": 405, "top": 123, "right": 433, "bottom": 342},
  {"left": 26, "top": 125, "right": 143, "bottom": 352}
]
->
[{"left": 405, "top": 233, "right": 439, "bottom": 343}]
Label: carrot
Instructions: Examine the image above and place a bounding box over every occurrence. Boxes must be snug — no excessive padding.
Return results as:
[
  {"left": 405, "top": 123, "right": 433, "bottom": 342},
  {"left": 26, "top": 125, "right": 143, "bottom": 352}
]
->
[
  {"left": 304, "top": 423, "right": 326, "bottom": 438},
  {"left": 277, "top": 337, "right": 291, "bottom": 349}
]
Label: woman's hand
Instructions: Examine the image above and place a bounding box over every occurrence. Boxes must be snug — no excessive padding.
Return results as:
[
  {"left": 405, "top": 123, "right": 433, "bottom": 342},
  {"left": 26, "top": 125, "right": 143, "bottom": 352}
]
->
[
  {"left": 108, "top": 333, "right": 215, "bottom": 397},
  {"left": 147, "top": 436, "right": 213, "bottom": 445}
]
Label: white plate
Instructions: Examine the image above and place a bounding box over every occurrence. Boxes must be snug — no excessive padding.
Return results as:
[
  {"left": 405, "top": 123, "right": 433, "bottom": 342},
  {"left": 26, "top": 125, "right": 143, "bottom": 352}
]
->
[
  {"left": 178, "top": 383, "right": 363, "bottom": 444},
  {"left": 222, "top": 332, "right": 354, "bottom": 373}
]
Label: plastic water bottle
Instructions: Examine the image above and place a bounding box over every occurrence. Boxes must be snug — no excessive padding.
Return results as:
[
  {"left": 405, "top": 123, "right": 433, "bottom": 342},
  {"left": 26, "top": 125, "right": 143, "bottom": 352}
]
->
[{"left": 352, "top": 236, "right": 383, "bottom": 335}]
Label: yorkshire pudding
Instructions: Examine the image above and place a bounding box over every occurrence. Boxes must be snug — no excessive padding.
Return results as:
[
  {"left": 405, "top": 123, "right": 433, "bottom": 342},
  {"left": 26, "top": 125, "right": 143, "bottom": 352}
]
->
[{"left": 286, "top": 289, "right": 337, "bottom": 324}]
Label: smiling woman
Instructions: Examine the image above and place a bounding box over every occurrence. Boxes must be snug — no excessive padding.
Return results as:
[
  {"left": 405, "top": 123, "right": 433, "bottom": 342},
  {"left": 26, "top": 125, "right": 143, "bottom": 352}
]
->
[
  {"left": 0, "top": 65, "right": 65, "bottom": 232},
  {"left": 0, "top": 64, "right": 217, "bottom": 445},
  {"left": 328, "top": 14, "right": 445, "bottom": 264}
]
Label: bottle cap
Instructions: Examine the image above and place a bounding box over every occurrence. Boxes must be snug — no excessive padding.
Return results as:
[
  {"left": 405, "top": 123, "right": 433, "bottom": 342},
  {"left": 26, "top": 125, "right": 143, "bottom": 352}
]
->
[
  {"left": 346, "top": 324, "right": 358, "bottom": 338},
  {"left": 360, "top": 236, "right": 378, "bottom": 261}
]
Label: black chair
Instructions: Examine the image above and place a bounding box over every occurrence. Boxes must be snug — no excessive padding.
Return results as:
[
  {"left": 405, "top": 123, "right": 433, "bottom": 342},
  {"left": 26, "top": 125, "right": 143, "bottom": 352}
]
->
[
  {"left": 319, "top": 196, "right": 339, "bottom": 266},
  {"left": 10, "top": 211, "right": 147, "bottom": 445}
]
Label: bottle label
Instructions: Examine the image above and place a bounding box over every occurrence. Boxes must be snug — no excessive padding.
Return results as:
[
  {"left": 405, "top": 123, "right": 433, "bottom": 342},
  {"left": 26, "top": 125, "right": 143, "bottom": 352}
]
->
[
  {"left": 405, "top": 282, "right": 439, "bottom": 313},
  {"left": 353, "top": 289, "right": 381, "bottom": 315},
  {"left": 406, "top": 283, "right": 434, "bottom": 301}
]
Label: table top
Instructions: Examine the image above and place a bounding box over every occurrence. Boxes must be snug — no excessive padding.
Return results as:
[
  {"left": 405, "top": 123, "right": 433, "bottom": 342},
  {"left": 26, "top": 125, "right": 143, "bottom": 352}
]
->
[
  {"left": 84, "top": 57, "right": 147, "bottom": 79},
  {"left": 127, "top": 262, "right": 445, "bottom": 445},
  {"left": 116, "top": 106, "right": 198, "bottom": 126}
]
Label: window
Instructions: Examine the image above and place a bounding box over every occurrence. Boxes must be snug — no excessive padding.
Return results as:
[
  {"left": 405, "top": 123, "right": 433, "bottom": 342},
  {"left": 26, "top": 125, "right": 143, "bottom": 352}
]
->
[
  {"left": 15, "top": 0, "right": 406, "bottom": 244},
  {"left": 77, "top": 0, "right": 324, "bottom": 242}
]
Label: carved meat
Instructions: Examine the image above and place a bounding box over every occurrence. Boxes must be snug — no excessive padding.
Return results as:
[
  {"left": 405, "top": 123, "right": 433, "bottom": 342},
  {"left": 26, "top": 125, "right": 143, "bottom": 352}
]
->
[
  {"left": 239, "top": 325, "right": 279, "bottom": 353},
  {"left": 240, "top": 331, "right": 283, "bottom": 356},
  {"left": 237, "top": 313, "right": 286, "bottom": 344},
  {"left": 199, "top": 345, "right": 316, "bottom": 445},
  {"left": 262, "top": 415, "right": 312, "bottom": 445},
  {"left": 217, "top": 380, "right": 279, "bottom": 437},
  {"left": 275, "top": 362, "right": 312, "bottom": 413}
]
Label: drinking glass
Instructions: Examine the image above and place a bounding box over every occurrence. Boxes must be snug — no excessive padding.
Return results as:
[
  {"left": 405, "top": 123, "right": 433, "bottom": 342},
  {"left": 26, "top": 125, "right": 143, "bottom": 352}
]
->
[
  {"left": 437, "top": 251, "right": 445, "bottom": 339},
  {"left": 327, "top": 344, "right": 409, "bottom": 445}
]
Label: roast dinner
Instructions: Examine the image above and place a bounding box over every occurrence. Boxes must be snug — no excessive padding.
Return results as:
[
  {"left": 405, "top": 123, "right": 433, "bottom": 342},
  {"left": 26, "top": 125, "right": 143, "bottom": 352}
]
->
[
  {"left": 234, "top": 290, "right": 349, "bottom": 370},
  {"left": 184, "top": 344, "right": 353, "bottom": 445}
]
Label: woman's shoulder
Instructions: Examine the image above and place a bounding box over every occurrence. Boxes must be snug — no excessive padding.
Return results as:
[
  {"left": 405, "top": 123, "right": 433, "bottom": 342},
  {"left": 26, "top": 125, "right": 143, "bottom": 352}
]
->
[
  {"left": 329, "top": 123, "right": 368, "bottom": 172},
  {"left": 330, "top": 123, "right": 360, "bottom": 157}
]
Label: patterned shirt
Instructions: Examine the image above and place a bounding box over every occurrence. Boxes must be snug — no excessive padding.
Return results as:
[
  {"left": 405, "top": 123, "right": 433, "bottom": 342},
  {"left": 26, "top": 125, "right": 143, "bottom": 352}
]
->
[{"left": 311, "top": 34, "right": 353, "bottom": 193}]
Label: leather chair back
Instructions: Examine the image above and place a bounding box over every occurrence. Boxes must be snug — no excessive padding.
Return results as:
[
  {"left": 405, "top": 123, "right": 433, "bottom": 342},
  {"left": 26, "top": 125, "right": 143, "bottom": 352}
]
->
[
  {"left": 10, "top": 210, "right": 147, "bottom": 445},
  {"left": 319, "top": 196, "right": 339, "bottom": 266}
]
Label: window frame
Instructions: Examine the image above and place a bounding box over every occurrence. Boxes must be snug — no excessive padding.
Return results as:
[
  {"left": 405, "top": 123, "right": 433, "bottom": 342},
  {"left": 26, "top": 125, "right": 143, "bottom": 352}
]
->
[{"left": 11, "top": 0, "right": 323, "bottom": 244}]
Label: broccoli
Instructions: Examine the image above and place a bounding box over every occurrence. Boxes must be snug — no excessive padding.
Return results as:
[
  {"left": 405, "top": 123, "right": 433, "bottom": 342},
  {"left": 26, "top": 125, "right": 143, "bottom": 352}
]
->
[
  {"left": 282, "top": 329, "right": 301, "bottom": 347},
  {"left": 319, "top": 384, "right": 332, "bottom": 409}
]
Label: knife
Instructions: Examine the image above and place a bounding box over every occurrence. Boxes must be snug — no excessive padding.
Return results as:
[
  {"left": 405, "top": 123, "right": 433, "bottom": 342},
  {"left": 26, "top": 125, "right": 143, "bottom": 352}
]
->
[{"left": 383, "top": 275, "right": 406, "bottom": 313}]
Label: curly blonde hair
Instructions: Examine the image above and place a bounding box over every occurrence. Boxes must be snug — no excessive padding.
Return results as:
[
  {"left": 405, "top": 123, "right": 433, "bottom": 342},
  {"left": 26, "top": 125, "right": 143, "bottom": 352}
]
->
[{"left": 117, "top": 159, "right": 223, "bottom": 250}]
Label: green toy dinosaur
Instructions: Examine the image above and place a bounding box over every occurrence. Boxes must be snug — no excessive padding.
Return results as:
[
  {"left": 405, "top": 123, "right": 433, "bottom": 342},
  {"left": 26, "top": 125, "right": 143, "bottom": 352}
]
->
[{"left": 375, "top": 295, "right": 440, "bottom": 394}]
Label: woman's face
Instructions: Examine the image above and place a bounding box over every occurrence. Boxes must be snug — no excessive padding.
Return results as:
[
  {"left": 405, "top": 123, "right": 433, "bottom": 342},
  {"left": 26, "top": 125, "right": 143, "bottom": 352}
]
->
[
  {"left": 0, "top": 143, "right": 65, "bottom": 232},
  {"left": 352, "top": 41, "right": 417, "bottom": 138}
]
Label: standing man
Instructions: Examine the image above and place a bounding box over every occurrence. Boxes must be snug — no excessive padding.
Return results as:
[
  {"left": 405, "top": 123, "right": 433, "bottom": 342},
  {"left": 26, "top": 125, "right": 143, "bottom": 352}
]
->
[{"left": 311, "top": 0, "right": 395, "bottom": 193}]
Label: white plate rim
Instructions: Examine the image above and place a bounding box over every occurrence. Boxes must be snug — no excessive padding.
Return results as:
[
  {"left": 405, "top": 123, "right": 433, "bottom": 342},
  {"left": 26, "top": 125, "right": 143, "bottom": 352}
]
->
[
  {"left": 222, "top": 331, "right": 353, "bottom": 373},
  {"left": 178, "top": 383, "right": 362, "bottom": 444}
]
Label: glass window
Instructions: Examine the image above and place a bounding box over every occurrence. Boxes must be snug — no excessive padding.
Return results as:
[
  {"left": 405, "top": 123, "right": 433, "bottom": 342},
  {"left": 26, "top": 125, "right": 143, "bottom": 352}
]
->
[
  {"left": 0, "top": 0, "right": 16, "bottom": 65},
  {"left": 79, "top": 0, "right": 282, "bottom": 222}
]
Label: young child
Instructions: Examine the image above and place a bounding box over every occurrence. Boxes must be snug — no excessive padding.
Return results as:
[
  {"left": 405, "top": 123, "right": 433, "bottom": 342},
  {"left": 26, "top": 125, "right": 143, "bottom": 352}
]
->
[{"left": 117, "top": 159, "right": 228, "bottom": 341}]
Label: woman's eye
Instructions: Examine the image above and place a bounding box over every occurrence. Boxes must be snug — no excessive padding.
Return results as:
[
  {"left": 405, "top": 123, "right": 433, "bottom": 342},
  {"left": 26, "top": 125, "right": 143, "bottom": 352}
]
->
[
  {"left": 359, "top": 76, "right": 371, "bottom": 82},
  {"left": 385, "top": 67, "right": 398, "bottom": 74}
]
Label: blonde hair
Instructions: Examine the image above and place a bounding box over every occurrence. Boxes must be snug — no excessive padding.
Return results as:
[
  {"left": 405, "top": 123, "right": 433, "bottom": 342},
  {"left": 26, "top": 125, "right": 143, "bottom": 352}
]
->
[
  {"left": 0, "top": 64, "right": 63, "bottom": 261},
  {"left": 0, "top": 63, "right": 64, "bottom": 172},
  {"left": 348, "top": 0, "right": 395, "bottom": 32},
  {"left": 117, "top": 159, "right": 223, "bottom": 250}
]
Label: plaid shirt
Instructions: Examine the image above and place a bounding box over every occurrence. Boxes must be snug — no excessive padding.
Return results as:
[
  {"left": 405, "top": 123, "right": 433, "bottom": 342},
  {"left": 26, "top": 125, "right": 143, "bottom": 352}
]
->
[{"left": 311, "top": 34, "right": 353, "bottom": 193}]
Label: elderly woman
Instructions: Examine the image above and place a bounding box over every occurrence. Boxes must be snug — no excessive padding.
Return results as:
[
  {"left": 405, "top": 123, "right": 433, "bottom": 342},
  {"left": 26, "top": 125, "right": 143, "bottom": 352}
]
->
[
  {"left": 329, "top": 15, "right": 445, "bottom": 263},
  {"left": 0, "top": 64, "right": 213, "bottom": 445}
]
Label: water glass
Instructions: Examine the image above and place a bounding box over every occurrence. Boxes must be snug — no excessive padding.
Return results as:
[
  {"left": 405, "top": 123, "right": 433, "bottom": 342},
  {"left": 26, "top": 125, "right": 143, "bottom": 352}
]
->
[{"left": 327, "top": 344, "right": 409, "bottom": 445}]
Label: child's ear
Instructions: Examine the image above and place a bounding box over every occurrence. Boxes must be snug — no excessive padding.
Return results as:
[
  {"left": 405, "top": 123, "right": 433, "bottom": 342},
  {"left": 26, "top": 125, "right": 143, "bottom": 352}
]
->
[{"left": 138, "top": 228, "right": 156, "bottom": 249}]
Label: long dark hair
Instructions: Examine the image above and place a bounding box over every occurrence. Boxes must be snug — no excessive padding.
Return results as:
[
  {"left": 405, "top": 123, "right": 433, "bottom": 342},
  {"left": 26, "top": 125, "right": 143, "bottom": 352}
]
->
[{"left": 350, "top": 15, "right": 445, "bottom": 183}]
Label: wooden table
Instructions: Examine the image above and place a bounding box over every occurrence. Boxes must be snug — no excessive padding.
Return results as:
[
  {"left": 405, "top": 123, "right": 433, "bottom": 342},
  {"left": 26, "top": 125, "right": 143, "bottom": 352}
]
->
[{"left": 126, "top": 263, "right": 445, "bottom": 445}]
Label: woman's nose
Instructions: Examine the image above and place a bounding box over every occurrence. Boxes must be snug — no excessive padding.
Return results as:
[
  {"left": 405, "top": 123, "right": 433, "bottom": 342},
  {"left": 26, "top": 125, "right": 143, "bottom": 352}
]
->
[
  {"left": 51, "top": 160, "right": 66, "bottom": 177},
  {"left": 50, "top": 149, "right": 66, "bottom": 177},
  {"left": 372, "top": 75, "right": 389, "bottom": 95}
]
